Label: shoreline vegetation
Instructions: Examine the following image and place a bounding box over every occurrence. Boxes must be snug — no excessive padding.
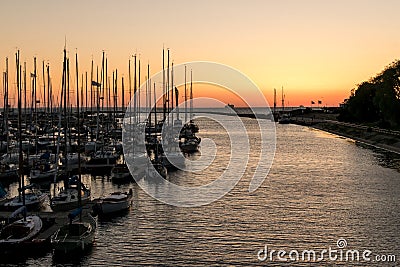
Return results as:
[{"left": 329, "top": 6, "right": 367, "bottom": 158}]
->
[{"left": 338, "top": 59, "right": 400, "bottom": 130}]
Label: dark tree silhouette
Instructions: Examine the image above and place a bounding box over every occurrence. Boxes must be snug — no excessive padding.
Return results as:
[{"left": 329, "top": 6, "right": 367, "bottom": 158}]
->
[{"left": 339, "top": 60, "right": 400, "bottom": 128}]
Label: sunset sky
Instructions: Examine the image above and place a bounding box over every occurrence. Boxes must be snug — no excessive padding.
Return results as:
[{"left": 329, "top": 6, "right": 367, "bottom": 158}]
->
[{"left": 1, "top": 0, "right": 400, "bottom": 107}]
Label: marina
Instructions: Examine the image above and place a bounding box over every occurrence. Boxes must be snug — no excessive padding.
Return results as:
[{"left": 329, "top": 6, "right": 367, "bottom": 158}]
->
[
  {"left": 0, "top": 120, "right": 399, "bottom": 265},
  {"left": 1, "top": 1, "right": 400, "bottom": 265},
  {"left": 0, "top": 47, "right": 398, "bottom": 265}
]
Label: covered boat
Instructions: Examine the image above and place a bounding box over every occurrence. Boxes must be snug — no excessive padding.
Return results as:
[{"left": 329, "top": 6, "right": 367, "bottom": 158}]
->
[{"left": 92, "top": 189, "right": 133, "bottom": 216}]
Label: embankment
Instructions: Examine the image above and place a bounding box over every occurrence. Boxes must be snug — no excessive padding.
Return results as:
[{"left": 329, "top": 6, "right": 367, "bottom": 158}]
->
[{"left": 290, "top": 116, "right": 400, "bottom": 154}]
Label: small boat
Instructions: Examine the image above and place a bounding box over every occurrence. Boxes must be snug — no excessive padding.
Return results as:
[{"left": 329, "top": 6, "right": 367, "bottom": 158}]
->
[
  {"left": 60, "top": 153, "right": 87, "bottom": 172},
  {"left": 0, "top": 207, "right": 43, "bottom": 250},
  {"left": 0, "top": 163, "right": 19, "bottom": 180},
  {"left": 278, "top": 114, "right": 291, "bottom": 124},
  {"left": 92, "top": 189, "right": 133, "bottom": 216},
  {"left": 110, "top": 163, "right": 132, "bottom": 182},
  {"left": 51, "top": 208, "right": 96, "bottom": 254},
  {"left": 180, "top": 135, "right": 201, "bottom": 153},
  {"left": 84, "top": 141, "right": 102, "bottom": 154},
  {"left": 3, "top": 184, "right": 47, "bottom": 211},
  {"left": 87, "top": 149, "right": 119, "bottom": 165},
  {"left": 30, "top": 162, "right": 57, "bottom": 181},
  {"left": 50, "top": 176, "right": 91, "bottom": 212}
]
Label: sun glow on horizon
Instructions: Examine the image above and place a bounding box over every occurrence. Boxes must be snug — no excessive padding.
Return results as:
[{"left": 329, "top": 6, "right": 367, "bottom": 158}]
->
[{"left": 1, "top": 1, "right": 400, "bottom": 108}]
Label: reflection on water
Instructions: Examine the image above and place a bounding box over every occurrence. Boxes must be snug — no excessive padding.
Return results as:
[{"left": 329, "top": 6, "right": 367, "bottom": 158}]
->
[{"left": 2, "top": 119, "right": 399, "bottom": 266}]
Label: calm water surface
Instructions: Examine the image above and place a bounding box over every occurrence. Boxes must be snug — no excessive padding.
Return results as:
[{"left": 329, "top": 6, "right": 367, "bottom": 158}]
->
[{"left": 3, "top": 117, "right": 400, "bottom": 266}]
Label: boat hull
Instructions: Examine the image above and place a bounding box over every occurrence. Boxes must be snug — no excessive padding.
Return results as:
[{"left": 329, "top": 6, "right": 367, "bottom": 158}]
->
[
  {"left": 51, "top": 215, "right": 96, "bottom": 254},
  {"left": 97, "top": 198, "right": 131, "bottom": 214},
  {"left": 50, "top": 197, "right": 90, "bottom": 212},
  {"left": 0, "top": 215, "right": 43, "bottom": 254},
  {"left": 93, "top": 191, "right": 133, "bottom": 215}
]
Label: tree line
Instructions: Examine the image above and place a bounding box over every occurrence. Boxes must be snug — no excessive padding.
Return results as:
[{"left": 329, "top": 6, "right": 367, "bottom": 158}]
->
[{"left": 339, "top": 60, "right": 400, "bottom": 128}]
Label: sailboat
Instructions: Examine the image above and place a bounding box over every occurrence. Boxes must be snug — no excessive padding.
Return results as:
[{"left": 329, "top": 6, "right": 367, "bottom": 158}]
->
[
  {"left": 29, "top": 161, "right": 57, "bottom": 181},
  {"left": 278, "top": 86, "right": 291, "bottom": 124},
  {"left": 50, "top": 207, "right": 96, "bottom": 253},
  {"left": 0, "top": 206, "right": 43, "bottom": 250},
  {"left": 50, "top": 175, "right": 91, "bottom": 212},
  {"left": 50, "top": 50, "right": 96, "bottom": 254},
  {"left": 4, "top": 184, "right": 47, "bottom": 211},
  {"left": 179, "top": 68, "right": 200, "bottom": 152},
  {"left": 110, "top": 163, "right": 132, "bottom": 182},
  {"left": 0, "top": 52, "right": 43, "bottom": 253},
  {"left": 0, "top": 163, "right": 19, "bottom": 180},
  {"left": 4, "top": 52, "right": 47, "bottom": 212}
]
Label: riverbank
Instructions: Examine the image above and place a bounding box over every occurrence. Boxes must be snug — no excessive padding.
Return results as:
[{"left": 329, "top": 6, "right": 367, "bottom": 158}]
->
[{"left": 290, "top": 114, "right": 400, "bottom": 154}]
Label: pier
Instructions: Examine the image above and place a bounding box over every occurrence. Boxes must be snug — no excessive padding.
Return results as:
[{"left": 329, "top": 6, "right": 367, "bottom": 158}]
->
[{"left": 0, "top": 203, "right": 94, "bottom": 245}]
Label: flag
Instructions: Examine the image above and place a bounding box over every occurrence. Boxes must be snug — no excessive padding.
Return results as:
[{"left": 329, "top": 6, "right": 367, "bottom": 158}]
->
[{"left": 91, "top": 81, "right": 101, "bottom": 87}]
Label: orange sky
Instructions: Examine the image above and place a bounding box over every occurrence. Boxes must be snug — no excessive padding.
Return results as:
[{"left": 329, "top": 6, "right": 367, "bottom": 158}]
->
[{"left": 1, "top": 0, "right": 400, "bottom": 108}]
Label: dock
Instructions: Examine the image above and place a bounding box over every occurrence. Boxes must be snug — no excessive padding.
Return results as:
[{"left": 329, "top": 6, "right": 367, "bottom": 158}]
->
[{"left": 0, "top": 203, "right": 94, "bottom": 245}]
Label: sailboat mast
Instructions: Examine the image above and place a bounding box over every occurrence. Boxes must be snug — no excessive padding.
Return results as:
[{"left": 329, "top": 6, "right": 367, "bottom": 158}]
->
[
  {"left": 154, "top": 82, "right": 157, "bottom": 128},
  {"left": 273, "top": 88, "right": 276, "bottom": 115},
  {"left": 75, "top": 52, "right": 82, "bottom": 221},
  {"left": 114, "top": 69, "right": 118, "bottom": 127},
  {"left": 90, "top": 59, "right": 93, "bottom": 115},
  {"left": 81, "top": 74, "right": 84, "bottom": 113},
  {"left": 3, "top": 58, "right": 8, "bottom": 157},
  {"left": 138, "top": 57, "right": 141, "bottom": 124},
  {"left": 166, "top": 49, "right": 170, "bottom": 125},
  {"left": 128, "top": 58, "right": 132, "bottom": 116},
  {"left": 46, "top": 64, "right": 53, "bottom": 113},
  {"left": 53, "top": 55, "right": 64, "bottom": 195},
  {"left": 24, "top": 61, "right": 27, "bottom": 125},
  {"left": 171, "top": 61, "right": 174, "bottom": 125},
  {"left": 190, "top": 69, "right": 193, "bottom": 120},
  {"left": 33, "top": 57, "right": 37, "bottom": 123},
  {"left": 122, "top": 74, "right": 125, "bottom": 112},
  {"left": 16, "top": 50, "right": 24, "bottom": 206},
  {"left": 85, "top": 72, "right": 88, "bottom": 113},
  {"left": 42, "top": 61, "right": 46, "bottom": 111},
  {"left": 175, "top": 87, "right": 179, "bottom": 120},
  {"left": 184, "top": 65, "right": 187, "bottom": 122},
  {"left": 107, "top": 59, "right": 110, "bottom": 118},
  {"left": 133, "top": 55, "right": 137, "bottom": 124},
  {"left": 146, "top": 63, "right": 150, "bottom": 126},
  {"left": 47, "top": 63, "right": 51, "bottom": 113},
  {"left": 162, "top": 48, "right": 166, "bottom": 122}
]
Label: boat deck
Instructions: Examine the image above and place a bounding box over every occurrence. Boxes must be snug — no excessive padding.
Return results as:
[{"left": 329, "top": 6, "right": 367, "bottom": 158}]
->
[{"left": 0, "top": 203, "right": 94, "bottom": 245}]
